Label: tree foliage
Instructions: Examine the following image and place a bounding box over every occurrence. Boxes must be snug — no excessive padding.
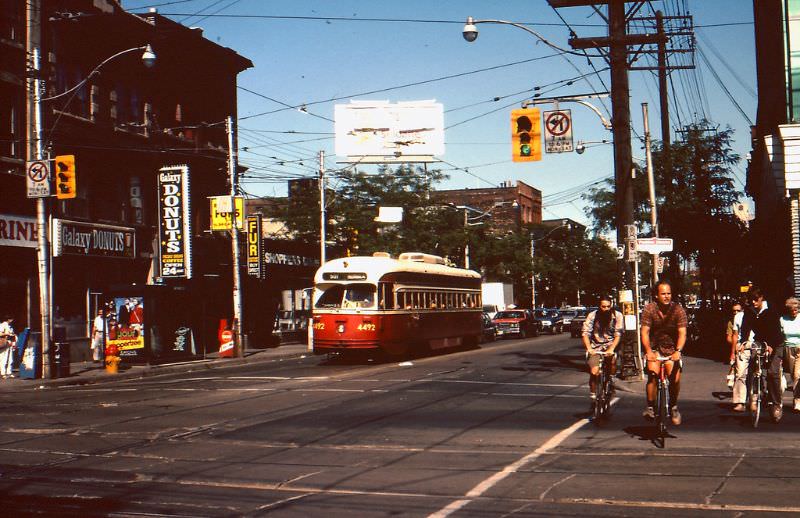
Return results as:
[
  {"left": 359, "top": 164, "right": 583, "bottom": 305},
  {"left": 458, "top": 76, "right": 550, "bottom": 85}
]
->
[{"left": 582, "top": 122, "right": 748, "bottom": 295}]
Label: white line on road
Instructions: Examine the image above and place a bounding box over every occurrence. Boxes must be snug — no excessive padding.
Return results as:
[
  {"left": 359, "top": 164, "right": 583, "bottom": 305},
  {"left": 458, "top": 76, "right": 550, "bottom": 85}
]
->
[{"left": 429, "top": 397, "right": 619, "bottom": 518}]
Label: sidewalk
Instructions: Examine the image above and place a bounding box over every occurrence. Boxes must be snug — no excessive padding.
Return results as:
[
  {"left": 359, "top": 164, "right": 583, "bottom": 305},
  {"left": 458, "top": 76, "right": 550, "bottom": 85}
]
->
[{"left": 0, "top": 342, "right": 312, "bottom": 390}]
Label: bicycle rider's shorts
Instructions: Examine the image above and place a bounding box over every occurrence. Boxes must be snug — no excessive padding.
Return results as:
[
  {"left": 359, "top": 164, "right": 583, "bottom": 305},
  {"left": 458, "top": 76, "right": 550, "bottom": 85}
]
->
[{"left": 586, "top": 345, "right": 614, "bottom": 369}]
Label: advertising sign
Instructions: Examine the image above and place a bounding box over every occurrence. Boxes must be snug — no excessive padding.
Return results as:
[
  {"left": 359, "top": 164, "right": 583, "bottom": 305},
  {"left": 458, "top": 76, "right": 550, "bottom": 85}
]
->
[
  {"left": 246, "top": 214, "right": 263, "bottom": 278},
  {"left": 0, "top": 214, "right": 37, "bottom": 248},
  {"left": 52, "top": 219, "right": 135, "bottom": 258},
  {"left": 334, "top": 100, "right": 445, "bottom": 161},
  {"left": 157, "top": 165, "right": 192, "bottom": 279},
  {"left": 107, "top": 296, "right": 145, "bottom": 358},
  {"left": 210, "top": 196, "right": 244, "bottom": 231},
  {"left": 543, "top": 109, "right": 574, "bottom": 153}
]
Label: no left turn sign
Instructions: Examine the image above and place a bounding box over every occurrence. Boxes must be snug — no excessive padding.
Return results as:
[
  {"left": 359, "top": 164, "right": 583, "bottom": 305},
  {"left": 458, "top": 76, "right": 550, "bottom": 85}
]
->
[
  {"left": 26, "top": 160, "right": 52, "bottom": 198},
  {"left": 543, "top": 109, "right": 574, "bottom": 154}
]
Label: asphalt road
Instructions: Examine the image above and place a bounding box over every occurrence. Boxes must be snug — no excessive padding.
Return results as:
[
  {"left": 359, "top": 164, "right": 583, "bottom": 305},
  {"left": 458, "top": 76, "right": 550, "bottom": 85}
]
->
[{"left": 1, "top": 333, "right": 799, "bottom": 517}]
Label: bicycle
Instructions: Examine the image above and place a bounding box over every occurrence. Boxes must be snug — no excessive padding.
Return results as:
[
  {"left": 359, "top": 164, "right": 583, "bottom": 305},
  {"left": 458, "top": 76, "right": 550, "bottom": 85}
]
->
[
  {"left": 653, "top": 355, "right": 674, "bottom": 446},
  {"left": 747, "top": 341, "right": 769, "bottom": 428},
  {"left": 590, "top": 350, "right": 615, "bottom": 422}
]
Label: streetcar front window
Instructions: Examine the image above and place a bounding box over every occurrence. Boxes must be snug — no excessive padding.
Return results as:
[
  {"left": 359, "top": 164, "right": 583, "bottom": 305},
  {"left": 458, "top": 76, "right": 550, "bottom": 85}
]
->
[{"left": 315, "top": 284, "right": 376, "bottom": 309}]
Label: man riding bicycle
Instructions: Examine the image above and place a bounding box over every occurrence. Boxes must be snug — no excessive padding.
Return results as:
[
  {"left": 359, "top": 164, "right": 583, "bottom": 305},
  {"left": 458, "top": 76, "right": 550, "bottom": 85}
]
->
[
  {"left": 640, "top": 281, "right": 688, "bottom": 425},
  {"left": 738, "top": 287, "right": 784, "bottom": 422},
  {"left": 582, "top": 295, "right": 624, "bottom": 410}
]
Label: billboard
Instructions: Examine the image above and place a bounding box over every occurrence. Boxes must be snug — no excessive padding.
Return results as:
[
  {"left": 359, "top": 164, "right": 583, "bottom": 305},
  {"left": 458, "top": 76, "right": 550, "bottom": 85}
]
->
[
  {"left": 107, "top": 296, "right": 145, "bottom": 359},
  {"left": 335, "top": 100, "right": 444, "bottom": 161},
  {"left": 157, "top": 165, "right": 192, "bottom": 279}
]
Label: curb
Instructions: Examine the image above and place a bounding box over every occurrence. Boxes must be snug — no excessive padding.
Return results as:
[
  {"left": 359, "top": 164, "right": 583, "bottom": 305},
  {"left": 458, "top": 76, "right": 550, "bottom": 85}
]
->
[{"left": 3, "top": 343, "right": 312, "bottom": 390}]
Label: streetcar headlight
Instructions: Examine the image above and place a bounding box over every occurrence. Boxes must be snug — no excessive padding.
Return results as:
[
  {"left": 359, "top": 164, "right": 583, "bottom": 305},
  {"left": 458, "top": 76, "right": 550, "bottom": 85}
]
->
[{"left": 337, "top": 324, "right": 345, "bottom": 333}]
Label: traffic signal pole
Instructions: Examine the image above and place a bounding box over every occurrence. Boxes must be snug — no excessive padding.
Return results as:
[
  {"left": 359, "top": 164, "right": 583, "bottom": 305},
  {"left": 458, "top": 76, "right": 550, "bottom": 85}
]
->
[{"left": 27, "top": 0, "right": 53, "bottom": 378}]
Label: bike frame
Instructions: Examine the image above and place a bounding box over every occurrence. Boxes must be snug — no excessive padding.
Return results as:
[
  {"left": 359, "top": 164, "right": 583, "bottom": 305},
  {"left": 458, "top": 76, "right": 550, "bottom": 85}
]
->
[
  {"left": 748, "top": 341, "right": 768, "bottom": 428},
  {"left": 654, "top": 355, "right": 673, "bottom": 441}
]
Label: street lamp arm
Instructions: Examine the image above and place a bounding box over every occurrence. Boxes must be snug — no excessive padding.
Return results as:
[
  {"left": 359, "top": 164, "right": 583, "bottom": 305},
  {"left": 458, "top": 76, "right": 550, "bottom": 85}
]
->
[
  {"left": 532, "top": 221, "right": 571, "bottom": 242},
  {"left": 40, "top": 45, "right": 155, "bottom": 102},
  {"left": 464, "top": 17, "right": 604, "bottom": 58},
  {"left": 574, "top": 100, "right": 612, "bottom": 130}
]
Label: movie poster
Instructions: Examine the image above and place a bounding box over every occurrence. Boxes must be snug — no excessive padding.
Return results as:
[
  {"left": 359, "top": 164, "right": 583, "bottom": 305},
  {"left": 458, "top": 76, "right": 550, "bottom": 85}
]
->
[{"left": 106, "top": 296, "right": 145, "bottom": 358}]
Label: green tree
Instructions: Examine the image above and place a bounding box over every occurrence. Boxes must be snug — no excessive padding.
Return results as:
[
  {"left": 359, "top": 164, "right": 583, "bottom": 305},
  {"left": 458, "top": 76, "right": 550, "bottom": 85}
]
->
[{"left": 582, "top": 122, "right": 748, "bottom": 296}]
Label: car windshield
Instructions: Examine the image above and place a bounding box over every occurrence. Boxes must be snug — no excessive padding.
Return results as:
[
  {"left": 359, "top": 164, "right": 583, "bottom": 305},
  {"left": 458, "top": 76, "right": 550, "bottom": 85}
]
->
[
  {"left": 494, "top": 311, "right": 525, "bottom": 319},
  {"left": 315, "top": 283, "right": 376, "bottom": 309},
  {"left": 561, "top": 310, "right": 577, "bottom": 318}
]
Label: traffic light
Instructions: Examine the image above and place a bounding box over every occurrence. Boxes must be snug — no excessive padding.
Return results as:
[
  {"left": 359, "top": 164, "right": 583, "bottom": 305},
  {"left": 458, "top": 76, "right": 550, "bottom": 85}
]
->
[
  {"left": 54, "top": 154, "right": 76, "bottom": 199},
  {"left": 511, "top": 108, "right": 542, "bottom": 162}
]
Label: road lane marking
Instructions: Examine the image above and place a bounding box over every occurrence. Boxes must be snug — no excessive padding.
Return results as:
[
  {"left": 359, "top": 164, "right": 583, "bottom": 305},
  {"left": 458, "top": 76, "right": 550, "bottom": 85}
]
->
[{"left": 429, "top": 397, "right": 619, "bottom": 518}]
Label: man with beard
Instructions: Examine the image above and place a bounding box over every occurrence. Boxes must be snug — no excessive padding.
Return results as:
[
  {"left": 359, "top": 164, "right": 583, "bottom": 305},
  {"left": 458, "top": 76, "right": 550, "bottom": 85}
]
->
[
  {"left": 641, "top": 281, "right": 688, "bottom": 425},
  {"left": 582, "top": 295, "right": 624, "bottom": 410}
]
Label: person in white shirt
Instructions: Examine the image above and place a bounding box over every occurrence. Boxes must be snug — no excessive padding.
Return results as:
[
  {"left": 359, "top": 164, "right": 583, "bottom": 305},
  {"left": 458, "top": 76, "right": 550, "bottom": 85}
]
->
[
  {"left": 0, "top": 315, "right": 17, "bottom": 379},
  {"left": 91, "top": 309, "right": 106, "bottom": 363},
  {"left": 730, "top": 300, "right": 750, "bottom": 412},
  {"left": 779, "top": 297, "right": 800, "bottom": 412}
]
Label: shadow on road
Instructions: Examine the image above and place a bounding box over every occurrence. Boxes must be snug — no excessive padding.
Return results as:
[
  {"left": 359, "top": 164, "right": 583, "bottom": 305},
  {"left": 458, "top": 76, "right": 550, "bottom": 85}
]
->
[
  {"left": 501, "top": 351, "right": 586, "bottom": 374},
  {"left": 623, "top": 424, "right": 675, "bottom": 449}
]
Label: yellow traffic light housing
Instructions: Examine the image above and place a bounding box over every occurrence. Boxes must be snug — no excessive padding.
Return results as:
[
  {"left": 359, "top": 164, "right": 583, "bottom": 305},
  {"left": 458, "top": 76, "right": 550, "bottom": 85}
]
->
[
  {"left": 511, "top": 108, "right": 542, "bottom": 162},
  {"left": 55, "top": 154, "right": 76, "bottom": 199}
]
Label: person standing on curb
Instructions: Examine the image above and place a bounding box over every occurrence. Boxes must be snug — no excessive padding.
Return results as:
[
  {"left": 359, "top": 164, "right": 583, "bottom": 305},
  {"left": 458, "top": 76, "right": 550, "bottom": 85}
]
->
[
  {"left": 0, "top": 315, "right": 17, "bottom": 379},
  {"left": 779, "top": 297, "right": 800, "bottom": 413},
  {"left": 91, "top": 308, "right": 106, "bottom": 364}
]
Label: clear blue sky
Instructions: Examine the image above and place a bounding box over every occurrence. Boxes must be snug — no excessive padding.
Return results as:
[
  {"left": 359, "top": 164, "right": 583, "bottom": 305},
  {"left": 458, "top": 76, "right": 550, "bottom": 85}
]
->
[{"left": 125, "top": 0, "right": 756, "bottom": 226}]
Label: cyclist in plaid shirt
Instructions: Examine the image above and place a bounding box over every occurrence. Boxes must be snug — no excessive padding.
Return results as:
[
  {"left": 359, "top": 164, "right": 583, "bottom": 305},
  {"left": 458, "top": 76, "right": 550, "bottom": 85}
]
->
[{"left": 640, "top": 281, "right": 688, "bottom": 425}]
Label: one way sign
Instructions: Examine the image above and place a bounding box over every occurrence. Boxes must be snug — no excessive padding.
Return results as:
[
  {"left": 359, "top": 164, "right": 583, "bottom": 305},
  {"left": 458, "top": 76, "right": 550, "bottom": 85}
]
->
[{"left": 543, "top": 109, "right": 574, "bottom": 153}]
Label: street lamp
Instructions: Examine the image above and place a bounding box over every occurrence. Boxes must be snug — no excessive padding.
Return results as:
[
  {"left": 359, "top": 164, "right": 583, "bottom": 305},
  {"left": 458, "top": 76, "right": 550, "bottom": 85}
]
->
[
  {"left": 461, "top": 17, "right": 599, "bottom": 57},
  {"left": 30, "top": 44, "right": 156, "bottom": 378},
  {"left": 575, "top": 139, "right": 611, "bottom": 155},
  {"left": 446, "top": 201, "right": 519, "bottom": 269}
]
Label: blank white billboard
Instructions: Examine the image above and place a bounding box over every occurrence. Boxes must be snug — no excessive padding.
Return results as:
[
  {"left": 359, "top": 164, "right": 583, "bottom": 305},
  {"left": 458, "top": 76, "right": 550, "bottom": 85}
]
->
[{"left": 335, "top": 100, "right": 444, "bottom": 160}]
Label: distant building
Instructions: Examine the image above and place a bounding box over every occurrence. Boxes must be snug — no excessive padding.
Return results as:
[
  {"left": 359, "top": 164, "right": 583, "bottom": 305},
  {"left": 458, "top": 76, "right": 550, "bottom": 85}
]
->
[{"left": 431, "top": 180, "right": 542, "bottom": 233}]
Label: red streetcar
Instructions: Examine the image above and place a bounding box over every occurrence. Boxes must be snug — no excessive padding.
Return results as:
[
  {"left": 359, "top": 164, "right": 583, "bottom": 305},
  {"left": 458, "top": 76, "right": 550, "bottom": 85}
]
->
[{"left": 311, "top": 252, "right": 483, "bottom": 355}]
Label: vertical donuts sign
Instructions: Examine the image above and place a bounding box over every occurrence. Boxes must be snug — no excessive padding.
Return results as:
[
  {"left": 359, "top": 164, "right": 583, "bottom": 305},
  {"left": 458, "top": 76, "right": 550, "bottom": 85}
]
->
[{"left": 157, "top": 165, "right": 192, "bottom": 279}]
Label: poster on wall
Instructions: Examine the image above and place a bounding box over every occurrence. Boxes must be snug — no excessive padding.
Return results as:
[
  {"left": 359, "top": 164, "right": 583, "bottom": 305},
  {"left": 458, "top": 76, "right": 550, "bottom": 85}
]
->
[
  {"left": 157, "top": 165, "right": 192, "bottom": 279},
  {"left": 106, "top": 296, "right": 145, "bottom": 359}
]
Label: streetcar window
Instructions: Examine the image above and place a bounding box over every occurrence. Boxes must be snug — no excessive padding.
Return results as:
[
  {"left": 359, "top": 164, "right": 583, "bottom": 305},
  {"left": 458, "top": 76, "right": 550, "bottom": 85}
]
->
[
  {"left": 315, "top": 285, "right": 346, "bottom": 308},
  {"left": 378, "top": 282, "right": 395, "bottom": 309},
  {"left": 343, "top": 284, "right": 376, "bottom": 308}
]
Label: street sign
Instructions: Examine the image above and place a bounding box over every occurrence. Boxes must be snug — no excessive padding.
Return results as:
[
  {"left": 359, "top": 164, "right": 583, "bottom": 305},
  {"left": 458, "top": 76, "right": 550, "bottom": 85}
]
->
[
  {"left": 625, "top": 237, "right": 638, "bottom": 262},
  {"left": 636, "top": 237, "right": 673, "bottom": 253},
  {"left": 543, "top": 109, "right": 574, "bottom": 153},
  {"left": 210, "top": 196, "right": 244, "bottom": 231},
  {"left": 26, "top": 160, "right": 52, "bottom": 198},
  {"left": 625, "top": 224, "right": 637, "bottom": 240}
]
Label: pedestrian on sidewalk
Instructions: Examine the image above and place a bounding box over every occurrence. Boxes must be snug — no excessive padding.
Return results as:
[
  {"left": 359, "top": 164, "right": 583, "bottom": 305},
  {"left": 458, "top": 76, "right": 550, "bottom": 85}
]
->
[
  {"left": 0, "top": 315, "right": 17, "bottom": 379},
  {"left": 779, "top": 297, "right": 800, "bottom": 413},
  {"left": 91, "top": 308, "right": 106, "bottom": 363}
]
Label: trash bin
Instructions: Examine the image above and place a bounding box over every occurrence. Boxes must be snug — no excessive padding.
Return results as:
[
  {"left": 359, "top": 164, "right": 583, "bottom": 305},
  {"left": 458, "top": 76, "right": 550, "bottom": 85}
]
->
[
  {"left": 52, "top": 341, "right": 71, "bottom": 378},
  {"left": 19, "top": 331, "right": 42, "bottom": 379}
]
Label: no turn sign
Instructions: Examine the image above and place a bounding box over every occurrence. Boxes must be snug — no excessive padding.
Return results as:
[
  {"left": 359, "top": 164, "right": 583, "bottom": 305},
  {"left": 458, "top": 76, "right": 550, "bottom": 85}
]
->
[
  {"left": 26, "top": 160, "right": 52, "bottom": 198},
  {"left": 543, "top": 109, "right": 574, "bottom": 153}
]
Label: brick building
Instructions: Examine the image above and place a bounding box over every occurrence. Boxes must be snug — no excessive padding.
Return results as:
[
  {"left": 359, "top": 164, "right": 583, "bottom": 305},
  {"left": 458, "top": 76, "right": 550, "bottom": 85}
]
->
[{"left": 1, "top": 1, "right": 252, "bottom": 359}]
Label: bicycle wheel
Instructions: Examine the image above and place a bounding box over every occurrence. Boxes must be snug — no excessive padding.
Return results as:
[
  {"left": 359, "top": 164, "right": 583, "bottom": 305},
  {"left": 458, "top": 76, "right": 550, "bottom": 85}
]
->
[
  {"left": 657, "top": 380, "right": 669, "bottom": 438},
  {"left": 750, "top": 371, "right": 762, "bottom": 429},
  {"left": 602, "top": 374, "right": 613, "bottom": 415},
  {"left": 593, "top": 370, "right": 604, "bottom": 421}
]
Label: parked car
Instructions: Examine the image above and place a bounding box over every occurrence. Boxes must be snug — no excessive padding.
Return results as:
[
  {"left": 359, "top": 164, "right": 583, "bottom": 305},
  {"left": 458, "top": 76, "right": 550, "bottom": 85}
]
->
[
  {"left": 570, "top": 307, "right": 598, "bottom": 337},
  {"left": 559, "top": 309, "right": 579, "bottom": 331},
  {"left": 481, "top": 312, "right": 498, "bottom": 343},
  {"left": 492, "top": 309, "right": 538, "bottom": 338},
  {"left": 534, "top": 308, "right": 563, "bottom": 334}
]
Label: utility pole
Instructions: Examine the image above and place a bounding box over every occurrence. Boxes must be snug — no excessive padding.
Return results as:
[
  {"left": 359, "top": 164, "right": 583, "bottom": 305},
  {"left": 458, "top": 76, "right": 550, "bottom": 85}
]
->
[
  {"left": 319, "top": 151, "right": 326, "bottom": 265},
  {"left": 226, "top": 115, "right": 244, "bottom": 357},
  {"left": 642, "top": 102, "right": 659, "bottom": 288},
  {"left": 27, "top": 0, "right": 53, "bottom": 378},
  {"left": 550, "top": 0, "right": 663, "bottom": 380},
  {"left": 530, "top": 236, "right": 536, "bottom": 309},
  {"left": 463, "top": 209, "right": 470, "bottom": 269}
]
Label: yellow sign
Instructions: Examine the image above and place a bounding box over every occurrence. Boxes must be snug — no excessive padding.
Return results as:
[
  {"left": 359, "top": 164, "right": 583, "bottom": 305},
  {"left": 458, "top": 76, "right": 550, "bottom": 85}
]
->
[{"left": 210, "top": 196, "right": 244, "bottom": 231}]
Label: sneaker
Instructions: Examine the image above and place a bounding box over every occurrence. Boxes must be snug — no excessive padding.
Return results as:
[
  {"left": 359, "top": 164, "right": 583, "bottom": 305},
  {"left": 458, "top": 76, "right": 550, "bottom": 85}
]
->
[
  {"left": 749, "top": 400, "right": 758, "bottom": 413},
  {"left": 772, "top": 405, "right": 783, "bottom": 423},
  {"left": 794, "top": 399, "right": 800, "bottom": 413},
  {"left": 642, "top": 406, "right": 655, "bottom": 420},
  {"left": 732, "top": 403, "right": 745, "bottom": 412},
  {"left": 670, "top": 406, "right": 682, "bottom": 425}
]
